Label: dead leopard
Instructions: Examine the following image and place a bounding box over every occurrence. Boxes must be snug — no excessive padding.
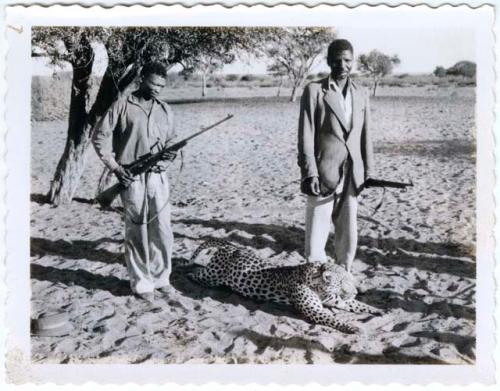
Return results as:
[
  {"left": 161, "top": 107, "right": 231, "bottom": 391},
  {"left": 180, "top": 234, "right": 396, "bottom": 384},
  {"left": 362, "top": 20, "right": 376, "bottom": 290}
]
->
[{"left": 182, "top": 239, "right": 383, "bottom": 334}]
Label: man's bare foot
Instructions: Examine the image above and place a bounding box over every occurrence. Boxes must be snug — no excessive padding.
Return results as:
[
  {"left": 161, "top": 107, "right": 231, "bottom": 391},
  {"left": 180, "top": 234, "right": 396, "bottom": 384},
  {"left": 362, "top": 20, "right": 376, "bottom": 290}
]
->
[
  {"left": 157, "top": 285, "right": 176, "bottom": 296},
  {"left": 135, "top": 292, "right": 155, "bottom": 303}
]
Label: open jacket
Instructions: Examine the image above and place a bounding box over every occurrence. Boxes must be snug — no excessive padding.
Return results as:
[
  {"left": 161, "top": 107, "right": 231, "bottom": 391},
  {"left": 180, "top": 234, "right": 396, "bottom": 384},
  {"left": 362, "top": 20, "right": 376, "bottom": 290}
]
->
[{"left": 297, "top": 77, "right": 373, "bottom": 195}]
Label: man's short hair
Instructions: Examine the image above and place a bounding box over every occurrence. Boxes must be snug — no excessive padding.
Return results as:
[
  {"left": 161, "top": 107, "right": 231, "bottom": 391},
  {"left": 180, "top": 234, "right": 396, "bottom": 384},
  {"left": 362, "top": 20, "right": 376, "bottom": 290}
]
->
[
  {"left": 141, "top": 61, "right": 168, "bottom": 79},
  {"left": 327, "top": 39, "right": 354, "bottom": 63}
]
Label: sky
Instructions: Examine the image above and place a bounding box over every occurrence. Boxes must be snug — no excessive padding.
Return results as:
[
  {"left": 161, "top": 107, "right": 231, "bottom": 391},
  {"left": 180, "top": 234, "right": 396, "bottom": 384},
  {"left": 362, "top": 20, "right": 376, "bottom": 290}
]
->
[{"left": 32, "top": 7, "right": 477, "bottom": 76}]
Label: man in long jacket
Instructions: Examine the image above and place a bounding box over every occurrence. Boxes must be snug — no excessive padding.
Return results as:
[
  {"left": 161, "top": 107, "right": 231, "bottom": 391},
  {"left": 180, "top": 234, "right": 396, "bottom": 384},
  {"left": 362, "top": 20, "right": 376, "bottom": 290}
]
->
[{"left": 298, "top": 39, "right": 374, "bottom": 273}]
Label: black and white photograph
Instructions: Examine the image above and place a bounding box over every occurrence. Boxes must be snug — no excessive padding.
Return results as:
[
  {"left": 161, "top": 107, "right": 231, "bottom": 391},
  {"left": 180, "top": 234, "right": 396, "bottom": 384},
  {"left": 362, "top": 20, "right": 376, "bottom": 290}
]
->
[{"left": 2, "top": 1, "right": 497, "bottom": 385}]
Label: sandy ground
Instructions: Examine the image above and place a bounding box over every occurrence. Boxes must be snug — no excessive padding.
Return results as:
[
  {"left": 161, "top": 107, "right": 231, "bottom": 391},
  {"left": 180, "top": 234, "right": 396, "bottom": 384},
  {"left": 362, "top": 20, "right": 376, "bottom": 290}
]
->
[{"left": 30, "top": 86, "right": 476, "bottom": 364}]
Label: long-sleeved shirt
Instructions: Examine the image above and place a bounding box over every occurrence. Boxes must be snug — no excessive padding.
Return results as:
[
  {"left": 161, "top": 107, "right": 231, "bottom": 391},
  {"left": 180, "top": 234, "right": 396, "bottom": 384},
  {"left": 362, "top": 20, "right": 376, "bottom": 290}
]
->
[
  {"left": 328, "top": 75, "right": 353, "bottom": 132},
  {"left": 92, "top": 92, "right": 176, "bottom": 172}
]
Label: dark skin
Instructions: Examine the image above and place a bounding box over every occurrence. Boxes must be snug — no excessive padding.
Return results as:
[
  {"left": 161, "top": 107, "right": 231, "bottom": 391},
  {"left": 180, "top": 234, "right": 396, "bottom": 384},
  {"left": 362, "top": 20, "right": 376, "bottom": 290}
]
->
[
  {"left": 304, "top": 49, "right": 354, "bottom": 196},
  {"left": 114, "top": 73, "right": 176, "bottom": 187}
]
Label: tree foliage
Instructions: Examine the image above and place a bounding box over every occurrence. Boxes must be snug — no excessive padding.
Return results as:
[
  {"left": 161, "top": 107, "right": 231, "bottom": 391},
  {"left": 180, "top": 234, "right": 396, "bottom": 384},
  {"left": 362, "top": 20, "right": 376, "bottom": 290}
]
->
[
  {"left": 357, "top": 50, "right": 401, "bottom": 96},
  {"left": 433, "top": 66, "right": 447, "bottom": 78},
  {"left": 446, "top": 61, "right": 476, "bottom": 78},
  {"left": 32, "top": 26, "right": 265, "bottom": 205},
  {"left": 263, "top": 27, "right": 336, "bottom": 102}
]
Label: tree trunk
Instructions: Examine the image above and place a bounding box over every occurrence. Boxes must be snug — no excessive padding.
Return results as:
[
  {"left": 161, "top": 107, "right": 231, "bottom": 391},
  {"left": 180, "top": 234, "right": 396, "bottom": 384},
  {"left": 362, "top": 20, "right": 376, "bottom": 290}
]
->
[
  {"left": 46, "top": 40, "right": 95, "bottom": 205},
  {"left": 47, "top": 45, "right": 139, "bottom": 206},
  {"left": 290, "top": 77, "right": 304, "bottom": 102},
  {"left": 201, "top": 72, "right": 207, "bottom": 97},
  {"left": 276, "top": 75, "right": 283, "bottom": 97},
  {"left": 372, "top": 79, "right": 379, "bottom": 97}
]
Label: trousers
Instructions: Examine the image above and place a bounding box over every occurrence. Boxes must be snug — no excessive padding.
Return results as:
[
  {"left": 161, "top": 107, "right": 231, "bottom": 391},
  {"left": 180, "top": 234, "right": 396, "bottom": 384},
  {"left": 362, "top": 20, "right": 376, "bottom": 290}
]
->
[
  {"left": 304, "top": 174, "right": 358, "bottom": 272},
  {"left": 120, "top": 172, "right": 173, "bottom": 294}
]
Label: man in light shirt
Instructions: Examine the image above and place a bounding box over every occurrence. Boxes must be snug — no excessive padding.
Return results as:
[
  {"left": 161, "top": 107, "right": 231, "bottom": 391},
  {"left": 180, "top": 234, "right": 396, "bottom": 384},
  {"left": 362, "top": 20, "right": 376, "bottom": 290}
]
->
[
  {"left": 298, "top": 39, "right": 374, "bottom": 273},
  {"left": 92, "top": 62, "right": 177, "bottom": 303}
]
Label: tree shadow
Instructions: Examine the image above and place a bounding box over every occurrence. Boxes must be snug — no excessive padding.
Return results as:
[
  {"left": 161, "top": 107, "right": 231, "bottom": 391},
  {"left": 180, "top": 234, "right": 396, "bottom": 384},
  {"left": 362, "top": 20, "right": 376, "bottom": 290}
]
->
[
  {"left": 175, "top": 218, "right": 304, "bottom": 255},
  {"left": 232, "top": 328, "right": 332, "bottom": 360},
  {"left": 30, "top": 193, "right": 96, "bottom": 206},
  {"left": 30, "top": 263, "right": 131, "bottom": 297},
  {"left": 357, "top": 289, "right": 475, "bottom": 321},
  {"left": 175, "top": 218, "right": 475, "bottom": 279},
  {"left": 409, "top": 331, "right": 475, "bottom": 359},
  {"left": 375, "top": 139, "right": 475, "bottom": 159},
  {"left": 229, "top": 329, "right": 451, "bottom": 364},
  {"left": 334, "top": 348, "right": 451, "bottom": 364},
  {"left": 31, "top": 237, "right": 124, "bottom": 265}
]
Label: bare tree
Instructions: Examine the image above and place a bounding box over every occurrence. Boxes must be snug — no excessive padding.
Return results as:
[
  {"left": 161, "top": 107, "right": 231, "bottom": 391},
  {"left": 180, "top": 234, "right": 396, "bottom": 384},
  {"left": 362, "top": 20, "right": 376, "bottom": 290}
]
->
[
  {"left": 357, "top": 50, "right": 401, "bottom": 97},
  {"left": 263, "top": 27, "right": 336, "bottom": 102}
]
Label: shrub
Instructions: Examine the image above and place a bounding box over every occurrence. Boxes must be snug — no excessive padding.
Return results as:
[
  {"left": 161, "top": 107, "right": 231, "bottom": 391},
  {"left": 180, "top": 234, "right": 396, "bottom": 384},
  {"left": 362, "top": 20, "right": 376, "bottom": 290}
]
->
[
  {"left": 225, "top": 74, "right": 240, "bottom": 82},
  {"left": 433, "top": 66, "right": 447, "bottom": 78},
  {"left": 241, "top": 74, "right": 259, "bottom": 82},
  {"left": 446, "top": 61, "right": 476, "bottom": 78}
]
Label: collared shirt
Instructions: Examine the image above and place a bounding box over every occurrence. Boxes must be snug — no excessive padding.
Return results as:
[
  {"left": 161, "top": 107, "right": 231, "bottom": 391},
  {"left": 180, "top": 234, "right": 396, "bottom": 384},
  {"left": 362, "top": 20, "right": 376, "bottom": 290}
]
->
[
  {"left": 328, "top": 75, "right": 353, "bottom": 131},
  {"left": 92, "top": 92, "right": 176, "bottom": 171},
  {"left": 328, "top": 75, "right": 353, "bottom": 196}
]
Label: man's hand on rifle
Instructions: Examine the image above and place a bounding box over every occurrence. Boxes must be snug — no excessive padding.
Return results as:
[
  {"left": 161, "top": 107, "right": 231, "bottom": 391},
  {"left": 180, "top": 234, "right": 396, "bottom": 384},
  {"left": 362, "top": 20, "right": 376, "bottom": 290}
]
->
[
  {"left": 163, "top": 151, "right": 177, "bottom": 162},
  {"left": 152, "top": 151, "right": 177, "bottom": 173},
  {"left": 301, "top": 176, "right": 321, "bottom": 196},
  {"left": 113, "top": 166, "right": 135, "bottom": 187}
]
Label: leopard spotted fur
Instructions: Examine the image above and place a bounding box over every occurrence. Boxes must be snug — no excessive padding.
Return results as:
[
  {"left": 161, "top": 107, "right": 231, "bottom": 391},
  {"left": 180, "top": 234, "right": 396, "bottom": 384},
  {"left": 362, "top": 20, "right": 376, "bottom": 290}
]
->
[{"left": 183, "top": 239, "right": 383, "bottom": 334}]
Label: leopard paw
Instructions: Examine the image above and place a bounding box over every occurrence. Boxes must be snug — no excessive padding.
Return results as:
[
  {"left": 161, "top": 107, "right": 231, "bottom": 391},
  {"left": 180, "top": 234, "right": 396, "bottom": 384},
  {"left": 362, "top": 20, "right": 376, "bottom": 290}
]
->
[{"left": 337, "top": 323, "right": 360, "bottom": 334}]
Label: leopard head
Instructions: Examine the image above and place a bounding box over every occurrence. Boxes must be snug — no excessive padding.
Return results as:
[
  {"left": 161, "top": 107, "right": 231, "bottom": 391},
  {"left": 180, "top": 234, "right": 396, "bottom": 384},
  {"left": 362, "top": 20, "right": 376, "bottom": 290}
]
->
[{"left": 310, "top": 263, "right": 357, "bottom": 304}]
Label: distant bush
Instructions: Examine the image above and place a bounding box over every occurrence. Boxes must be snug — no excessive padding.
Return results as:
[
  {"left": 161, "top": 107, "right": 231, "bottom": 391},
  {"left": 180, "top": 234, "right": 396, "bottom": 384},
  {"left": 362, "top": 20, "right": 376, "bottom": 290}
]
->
[
  {"left": 259, "top": 82, "right": 275, "bottom": 88},
  {"left": 396, "top": 73, "right": 409, "bottom": 79},
  {"left": 433, "top": 66, "right": 447, "bottom": 78},
  {"left": 225, "top": 74, "right": 241, "bottom": 82},
  {"left": 241, "top": 74, "right": 259, "bottom": 82},
  {"left": 446, "top": 61, "right": 476, "bottom": 78}
]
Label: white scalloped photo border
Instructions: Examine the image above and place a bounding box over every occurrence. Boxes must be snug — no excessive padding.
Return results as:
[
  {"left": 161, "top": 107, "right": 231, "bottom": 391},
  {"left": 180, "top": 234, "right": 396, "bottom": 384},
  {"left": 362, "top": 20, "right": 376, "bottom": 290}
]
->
[{"left": 0, "top": 0, "right": 497, "bottom": 387}]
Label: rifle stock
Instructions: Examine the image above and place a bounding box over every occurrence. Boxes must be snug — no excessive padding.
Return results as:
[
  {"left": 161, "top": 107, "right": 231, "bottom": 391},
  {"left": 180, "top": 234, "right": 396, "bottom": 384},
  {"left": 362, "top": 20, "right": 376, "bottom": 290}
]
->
[
  {"left": 95, "top": 114, "right": 233, "bottom": 208},
  {"left": 95, "top": 182, "right": 126, "bottom": 208}
]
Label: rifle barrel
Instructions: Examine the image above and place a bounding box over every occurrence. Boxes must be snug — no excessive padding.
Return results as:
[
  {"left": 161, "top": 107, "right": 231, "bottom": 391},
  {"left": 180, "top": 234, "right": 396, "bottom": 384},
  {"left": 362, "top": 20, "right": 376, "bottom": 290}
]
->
[{"left": 177, "top": 114, "right": 233, "bottom": 145}]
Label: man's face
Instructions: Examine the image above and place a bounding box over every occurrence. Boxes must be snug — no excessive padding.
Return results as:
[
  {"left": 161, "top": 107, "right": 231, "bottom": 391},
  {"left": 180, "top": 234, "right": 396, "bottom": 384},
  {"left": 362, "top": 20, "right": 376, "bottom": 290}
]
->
[
  {"left": 328, "top": 50, "right": 353, "bottom": 81},
  {"left": 140, "top": 73, "right": 167, "bottom": 99}
]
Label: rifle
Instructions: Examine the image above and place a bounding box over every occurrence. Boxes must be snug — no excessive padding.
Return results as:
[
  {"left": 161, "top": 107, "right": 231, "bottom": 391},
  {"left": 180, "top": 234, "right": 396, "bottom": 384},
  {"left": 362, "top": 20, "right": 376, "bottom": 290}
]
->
[
  {"left": 363, "top": 178, "right": 413, "bottom": 189},
  {"left": 362, "top": 177, "right": 413, "bottom": 216},
  {"left": 96, "top": 114, "right": 234, "bottom": 208}
]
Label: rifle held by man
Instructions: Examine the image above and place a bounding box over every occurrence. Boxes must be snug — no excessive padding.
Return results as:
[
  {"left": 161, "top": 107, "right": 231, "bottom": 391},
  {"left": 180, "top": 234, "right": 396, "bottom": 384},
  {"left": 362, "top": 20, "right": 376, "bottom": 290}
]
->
[
  {"left": 96, "top": 114, "right": 234, "bottom": 208},
  {"left": 363, "top": 178, "right": 413, "bottom": 189}
]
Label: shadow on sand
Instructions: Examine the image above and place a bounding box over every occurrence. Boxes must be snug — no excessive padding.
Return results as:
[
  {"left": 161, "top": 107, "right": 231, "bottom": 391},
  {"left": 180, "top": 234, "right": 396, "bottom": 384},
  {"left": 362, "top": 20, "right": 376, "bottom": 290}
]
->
[
  {"left": 31, "top": 237, "right": 124, "bottom": 265},
  {"left": 29, "top": 217, "right": 475, "bottom": 363},
  {"left": 30, "top": 263, "right": 131, "bottom": 297},
  {"left": 175, "top": 218, "right": 475, "bottom": 279},
  {"left": 30, "top": 193, "right": 96, "bottom": 206}
]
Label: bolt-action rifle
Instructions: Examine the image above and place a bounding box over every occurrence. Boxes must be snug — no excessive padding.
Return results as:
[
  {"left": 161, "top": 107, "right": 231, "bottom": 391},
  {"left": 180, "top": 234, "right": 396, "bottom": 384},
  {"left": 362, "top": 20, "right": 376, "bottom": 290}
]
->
[{"left": 96, "top": 114, "right": 234, "bottom": 208}]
